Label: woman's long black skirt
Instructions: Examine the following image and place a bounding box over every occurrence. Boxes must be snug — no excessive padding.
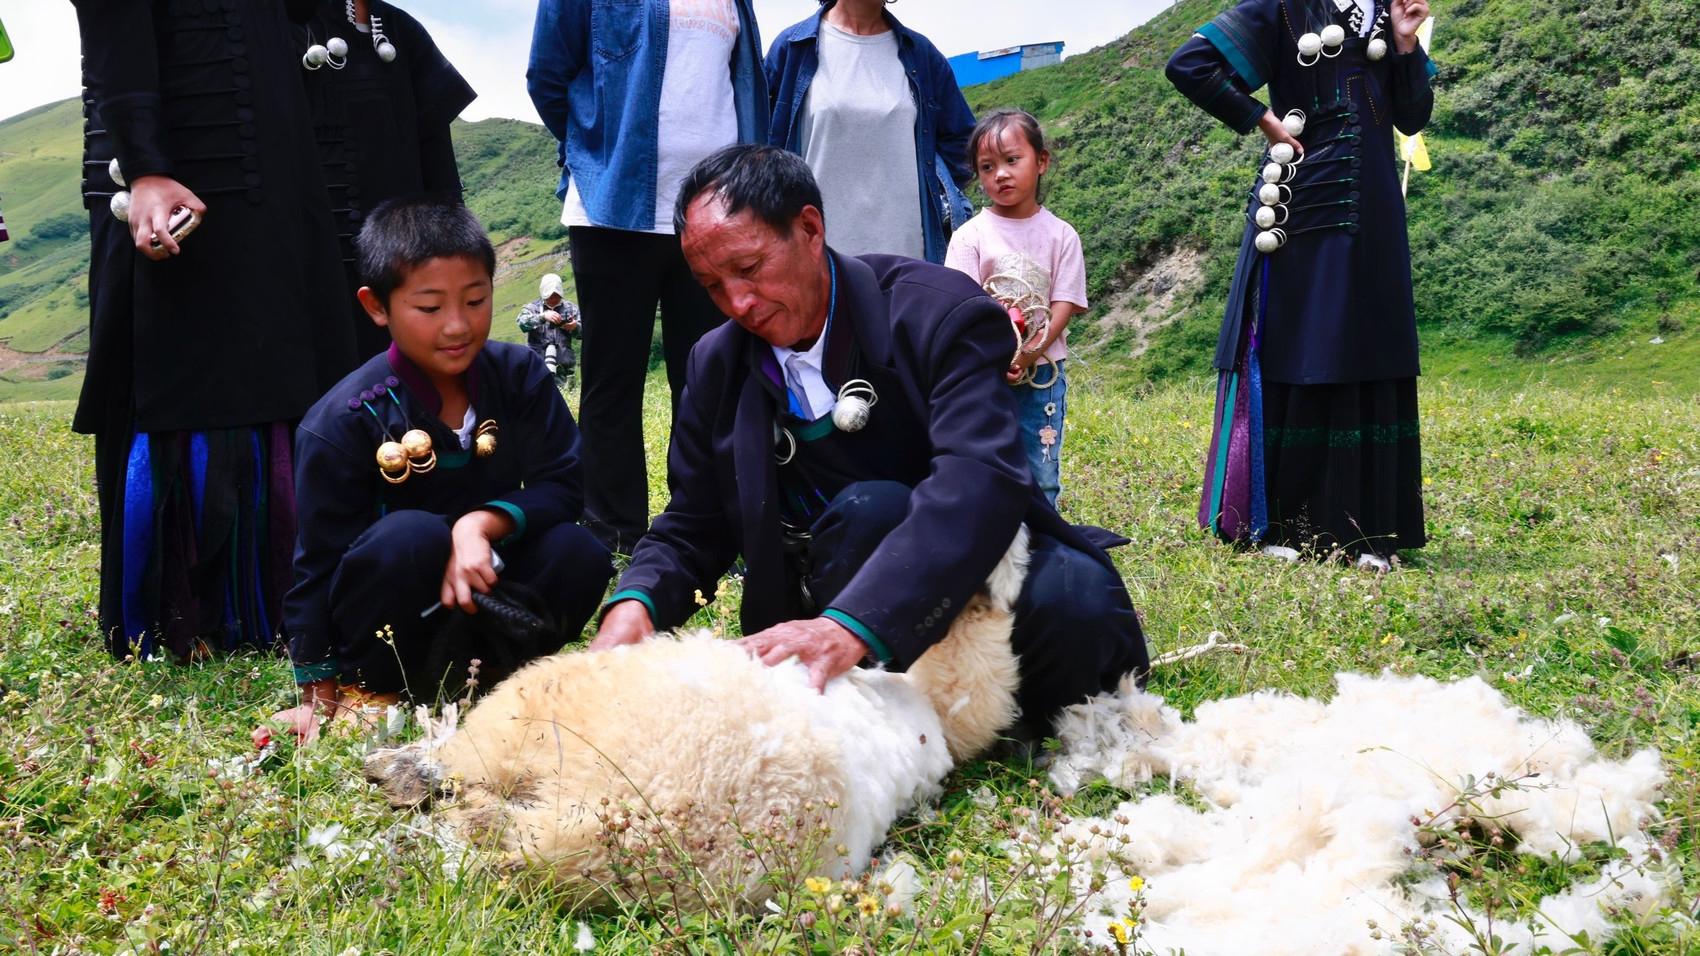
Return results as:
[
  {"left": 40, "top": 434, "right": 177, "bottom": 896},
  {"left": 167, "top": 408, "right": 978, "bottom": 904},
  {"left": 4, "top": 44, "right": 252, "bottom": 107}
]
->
[{"left": 1202, "top": 374, "right": 1426, "bottom": 558}]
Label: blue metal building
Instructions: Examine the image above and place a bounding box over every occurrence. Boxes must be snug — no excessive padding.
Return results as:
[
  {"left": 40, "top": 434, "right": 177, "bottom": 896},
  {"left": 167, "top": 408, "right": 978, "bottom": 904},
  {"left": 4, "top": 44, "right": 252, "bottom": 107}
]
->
[{"left": 946, "top": 41, "right": 1065, "bottom": 88}]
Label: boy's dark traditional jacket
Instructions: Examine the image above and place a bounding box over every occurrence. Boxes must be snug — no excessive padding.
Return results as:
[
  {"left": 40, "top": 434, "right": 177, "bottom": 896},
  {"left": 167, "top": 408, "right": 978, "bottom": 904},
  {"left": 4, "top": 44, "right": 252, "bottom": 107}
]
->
[
  {"left": 284, "top": 342, "right": 584, "bottom": 674},
  {"left": 613, "top": 251, "right": 1132, "bottom": 670}
]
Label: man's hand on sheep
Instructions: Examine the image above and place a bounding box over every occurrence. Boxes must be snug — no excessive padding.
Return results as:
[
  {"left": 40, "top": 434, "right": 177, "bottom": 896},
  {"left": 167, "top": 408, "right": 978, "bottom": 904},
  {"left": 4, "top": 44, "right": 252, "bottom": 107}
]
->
[
  {"left": 738, "top": 618, "right": 869, "bottom": 692},
  {"left": 590, "top": 599, "right": 655, "bottom": 650}
]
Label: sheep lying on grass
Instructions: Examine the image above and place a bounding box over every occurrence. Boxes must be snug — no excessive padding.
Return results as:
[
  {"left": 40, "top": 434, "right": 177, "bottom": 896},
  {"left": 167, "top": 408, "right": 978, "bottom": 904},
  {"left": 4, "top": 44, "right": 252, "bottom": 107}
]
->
[
  {"left": 363, "top": 530, "right": 1030, "bottom": 909},
  {"left": 1050, "top": 671, "right": 1671, "bottom": 954}
]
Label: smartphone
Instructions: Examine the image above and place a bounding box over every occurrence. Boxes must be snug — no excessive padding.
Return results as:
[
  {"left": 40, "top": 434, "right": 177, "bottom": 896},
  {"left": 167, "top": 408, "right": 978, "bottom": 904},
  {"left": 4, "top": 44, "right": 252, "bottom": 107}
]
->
[{"left": 149, "top": 206, "right": 202, "bottom": 251}]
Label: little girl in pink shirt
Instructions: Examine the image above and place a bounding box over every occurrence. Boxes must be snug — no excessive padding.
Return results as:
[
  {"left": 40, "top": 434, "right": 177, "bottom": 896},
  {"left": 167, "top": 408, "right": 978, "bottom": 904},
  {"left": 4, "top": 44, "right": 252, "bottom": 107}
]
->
[{"left": 945, "top": 109, "right": 1086, "bottom": 506}]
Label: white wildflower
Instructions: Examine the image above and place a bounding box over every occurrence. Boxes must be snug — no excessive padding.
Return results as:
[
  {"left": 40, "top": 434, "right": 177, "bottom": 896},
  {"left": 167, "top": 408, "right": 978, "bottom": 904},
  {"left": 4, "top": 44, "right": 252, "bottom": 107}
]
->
[
  {"left": 307, "top": 823, "right": 350, "bottom": 859},
  {"left": 573, "top": 921, "right": 596, "bottom": 952},
  {"left": 876, "top": 856, "right": 920, "bottom": 915}
]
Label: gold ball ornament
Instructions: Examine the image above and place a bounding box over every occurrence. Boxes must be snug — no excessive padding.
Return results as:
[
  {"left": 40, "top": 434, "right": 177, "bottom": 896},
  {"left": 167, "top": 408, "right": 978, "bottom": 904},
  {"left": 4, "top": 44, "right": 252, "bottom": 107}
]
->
[
  {"left": 400, "top": 428, "right": 434, "bottom": 460},
  {"left": 376, "top": 440, "right": 410, "bottom": 483},
  {"left": 475, "top": 432, "right": 498, "bottom": 458}
]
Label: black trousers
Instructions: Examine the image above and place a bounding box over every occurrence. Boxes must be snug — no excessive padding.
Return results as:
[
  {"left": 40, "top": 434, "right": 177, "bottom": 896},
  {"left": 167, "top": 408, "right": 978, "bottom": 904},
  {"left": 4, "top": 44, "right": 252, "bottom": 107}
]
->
[
  {"left": 805, "top": 481, "right": 1149, "bottom": 730},
  {"left": 568, "top": 226, "right": 724, "bottom": 552},
  {"left": 328, "top": 510, "right": 613, "bottom": 698}
]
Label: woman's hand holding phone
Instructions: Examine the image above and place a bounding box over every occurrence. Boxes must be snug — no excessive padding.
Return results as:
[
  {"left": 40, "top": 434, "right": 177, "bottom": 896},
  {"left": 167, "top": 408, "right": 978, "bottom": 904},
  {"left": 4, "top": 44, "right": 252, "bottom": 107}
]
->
[{"left": 128, "top": 175, "right": 206, "bottom": 261}]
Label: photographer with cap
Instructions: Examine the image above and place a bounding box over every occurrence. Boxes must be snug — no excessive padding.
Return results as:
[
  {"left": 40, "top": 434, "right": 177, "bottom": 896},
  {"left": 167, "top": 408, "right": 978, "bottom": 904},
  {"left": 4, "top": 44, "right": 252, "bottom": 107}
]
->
[{"left": 516, "top": 272, "right": 580, "bottom": 385}]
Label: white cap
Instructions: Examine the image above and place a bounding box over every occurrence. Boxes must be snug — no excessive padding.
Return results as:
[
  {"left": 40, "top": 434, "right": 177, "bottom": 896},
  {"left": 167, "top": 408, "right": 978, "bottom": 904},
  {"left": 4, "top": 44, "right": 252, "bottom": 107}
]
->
[{"left": 539, "top": 273, "right": 564, "bottom": 300}]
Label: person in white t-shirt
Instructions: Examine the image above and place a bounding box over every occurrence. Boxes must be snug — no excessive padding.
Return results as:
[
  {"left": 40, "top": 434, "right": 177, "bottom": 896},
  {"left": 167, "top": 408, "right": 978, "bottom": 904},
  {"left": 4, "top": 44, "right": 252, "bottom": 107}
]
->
[
  {"left": 945, "top": 110, "right": 1084, "bottom": 507},
  {"left": 527, "top": 0, "right": 768, "bottom": 554}
]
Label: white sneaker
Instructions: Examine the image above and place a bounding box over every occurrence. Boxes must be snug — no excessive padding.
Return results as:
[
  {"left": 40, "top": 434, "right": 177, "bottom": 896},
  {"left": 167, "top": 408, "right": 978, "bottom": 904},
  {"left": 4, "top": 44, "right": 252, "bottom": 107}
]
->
[
  {"left": 1356, "top": 553, "right": 1392, "bottom": 573},
  {"left": 1260, "top": 545, "right": 1301, "bottom": 562}
]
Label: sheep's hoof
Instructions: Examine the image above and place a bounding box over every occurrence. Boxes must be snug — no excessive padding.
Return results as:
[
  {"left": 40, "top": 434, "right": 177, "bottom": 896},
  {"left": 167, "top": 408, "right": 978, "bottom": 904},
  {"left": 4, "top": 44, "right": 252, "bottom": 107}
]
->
[{"left": 364, "top": 746, "right": 442, "bottom": 809}]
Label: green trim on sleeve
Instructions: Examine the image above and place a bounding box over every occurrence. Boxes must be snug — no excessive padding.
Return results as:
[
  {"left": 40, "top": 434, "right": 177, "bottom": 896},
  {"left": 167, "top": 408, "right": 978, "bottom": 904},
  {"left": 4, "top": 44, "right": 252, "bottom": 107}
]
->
[
  {"left": 293, "top": 660, "right": 340, "bottom": 685},
  {"left": 484, "top": 500, "right": 527, "bottom": 542},
  {"left": 822, "top": 608, "right": 893, "bottom": 664},
  {"left": 1198, "top": 20, "right": 1267, "bottom": 91},
  {"left": 603, "top": 589, "right": 657, "bottom": 621}
]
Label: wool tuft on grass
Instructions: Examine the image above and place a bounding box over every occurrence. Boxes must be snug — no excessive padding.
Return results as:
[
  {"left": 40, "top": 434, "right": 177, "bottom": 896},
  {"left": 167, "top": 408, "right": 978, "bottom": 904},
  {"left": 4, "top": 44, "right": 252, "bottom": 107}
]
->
[{"left": 1049, "top": 671, "right": 1670, "bottom": 953}]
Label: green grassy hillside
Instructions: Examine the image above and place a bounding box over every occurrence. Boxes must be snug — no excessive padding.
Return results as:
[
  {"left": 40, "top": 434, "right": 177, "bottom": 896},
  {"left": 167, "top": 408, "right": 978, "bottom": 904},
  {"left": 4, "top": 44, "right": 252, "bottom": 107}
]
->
[
  {"left": 0, "top": 106, "right": 572, "bottom": 399},
  {"left": 4, "top": 0, "right": 1699, "bottom": 403},
  {"left": 963, "top": 0, "right": 1700, "bottom": 384}
]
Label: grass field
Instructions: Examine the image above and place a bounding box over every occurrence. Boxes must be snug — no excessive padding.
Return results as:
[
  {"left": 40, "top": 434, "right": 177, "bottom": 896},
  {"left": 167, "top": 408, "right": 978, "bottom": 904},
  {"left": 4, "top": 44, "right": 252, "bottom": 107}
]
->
[{"left": 1, "top": 363, "right": 1698, "bottom": 953}]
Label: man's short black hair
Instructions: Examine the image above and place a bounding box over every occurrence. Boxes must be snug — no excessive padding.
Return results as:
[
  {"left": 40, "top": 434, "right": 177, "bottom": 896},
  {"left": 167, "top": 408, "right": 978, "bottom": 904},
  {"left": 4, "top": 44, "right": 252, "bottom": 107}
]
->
[
  {"left": 673, "top": 144, "right": 825, "bottom": 236},
  {"left": 357, "top": 198, "right": 496, "bottom": 304}
]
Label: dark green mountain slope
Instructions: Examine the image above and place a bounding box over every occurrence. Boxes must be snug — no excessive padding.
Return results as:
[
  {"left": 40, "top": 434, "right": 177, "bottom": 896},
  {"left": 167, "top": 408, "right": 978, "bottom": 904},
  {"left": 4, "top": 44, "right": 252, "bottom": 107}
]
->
[
  {"left": 3, "top": 0, "right": 1697, "bottom": 401},
  {"left": 0, "top": 106, "right": 570, "bottom": 400},
  {"left": 963, "top": 0, "right": 1700, "bottom": 380}
]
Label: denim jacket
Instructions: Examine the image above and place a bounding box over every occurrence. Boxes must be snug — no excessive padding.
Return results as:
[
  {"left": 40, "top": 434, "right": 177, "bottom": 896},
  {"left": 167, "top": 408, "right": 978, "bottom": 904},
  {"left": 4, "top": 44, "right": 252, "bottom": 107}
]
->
[
  {"left": 526, "top": 0, "right": 769, "bottom": 232},
  {"left": 765, "top": 5, "right": 976, "bottom": 263}
]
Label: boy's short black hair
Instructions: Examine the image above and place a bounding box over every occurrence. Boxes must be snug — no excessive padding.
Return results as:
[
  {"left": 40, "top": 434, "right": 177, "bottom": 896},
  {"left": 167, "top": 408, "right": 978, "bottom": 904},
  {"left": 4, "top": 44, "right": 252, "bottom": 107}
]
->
[
  {"left": 357, "top": 198, "right": 496, "bottom": 304},
  {"left": 673, "top": 144, "right": 825, "bottom": 236}
]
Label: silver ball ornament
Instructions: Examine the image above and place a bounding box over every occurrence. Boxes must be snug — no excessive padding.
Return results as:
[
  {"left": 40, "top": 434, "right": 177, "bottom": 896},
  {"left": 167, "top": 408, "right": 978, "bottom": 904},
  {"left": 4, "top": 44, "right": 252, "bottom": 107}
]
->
[
  {"left": 108, "top": 157, "right": 126, "bottom": 188},
  {"left": 1269, "top": 142, "right": 1296, "bottom": 164},
  {"left": 831, "top": 395, "right": 872, "bottom": 433},
  {"left": 1255, "top": 205, "right": 1278, "bottom": 229},
  {"left": 1262, "top": 162, "right": 1285, "bottom": 184},
  {"left": 376, "top": 40, "right": 397, "bottom": 63},
  {"left": 1282, "top": 110, "right": 1307, "bottom": 137},
  {"left": 1367, "top": 37, "right": 1388, "bottom": 60},
  {"left": 326, "top": 36, "right": 348, "bottom": 58},
  {"left": 1254, "top": 229, "right": 1286, "bottom": 254},
  {"left": 1259, "top": 183, "right": 1284, "bottom": 205},
  {"left": 109, "top": 190, "right": 132, "bottom": 223},
  {"left": 302, "top": 44, "right": 329, "bottom": 69},
  {"left": 1320, "top": 24, "right": 1346, "bottom": 48},
  {"left": 1297, "top": 32, "right": 1322, "bottom": 56}
]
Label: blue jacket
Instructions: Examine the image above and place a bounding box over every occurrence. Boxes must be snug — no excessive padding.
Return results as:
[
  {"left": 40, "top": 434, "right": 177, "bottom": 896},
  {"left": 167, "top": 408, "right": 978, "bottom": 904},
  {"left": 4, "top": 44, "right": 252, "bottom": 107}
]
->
[
  {"left": 764, "top": 6, "right": 976, "bottom": 263},
  {"left": 526, "top": 0, "right": 770, "bottom": 232}
]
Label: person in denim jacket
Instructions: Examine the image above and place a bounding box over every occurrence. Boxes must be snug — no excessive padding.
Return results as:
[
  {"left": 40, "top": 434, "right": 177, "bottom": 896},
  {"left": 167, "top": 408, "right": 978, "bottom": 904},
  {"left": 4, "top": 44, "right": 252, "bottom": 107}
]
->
[
  {"left": 765, "top": 0, "right": 975, "bottom": 265},
  {"left": 526, "top": 0, "right": 768, "bottom": 555}
]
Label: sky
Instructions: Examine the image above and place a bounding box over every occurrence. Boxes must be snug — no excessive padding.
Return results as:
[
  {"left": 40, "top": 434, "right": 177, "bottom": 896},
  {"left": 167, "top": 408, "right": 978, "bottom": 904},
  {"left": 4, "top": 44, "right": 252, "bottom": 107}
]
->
[{"left": 0, "top": 1, "right": 1174, "bottom": 125}]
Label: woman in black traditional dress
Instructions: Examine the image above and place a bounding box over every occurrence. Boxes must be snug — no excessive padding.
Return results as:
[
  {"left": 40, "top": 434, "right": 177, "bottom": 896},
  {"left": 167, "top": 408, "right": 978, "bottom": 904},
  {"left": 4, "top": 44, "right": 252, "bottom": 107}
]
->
[
  {"left": 296, "top": 0, "right": 476, "bottom": 359},
  {"left": 74, "top": 0, "right": 358, "bottom": 659},
  {"left": 1167, "top": 0, "right": 1433, "bottom": 569}
]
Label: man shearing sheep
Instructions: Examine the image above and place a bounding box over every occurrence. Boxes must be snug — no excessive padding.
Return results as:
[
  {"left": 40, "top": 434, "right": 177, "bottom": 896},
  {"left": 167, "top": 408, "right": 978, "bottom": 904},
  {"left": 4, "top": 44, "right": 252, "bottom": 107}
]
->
[{"left": 591, "top": 144, "right": 1149, "bottom": 735}]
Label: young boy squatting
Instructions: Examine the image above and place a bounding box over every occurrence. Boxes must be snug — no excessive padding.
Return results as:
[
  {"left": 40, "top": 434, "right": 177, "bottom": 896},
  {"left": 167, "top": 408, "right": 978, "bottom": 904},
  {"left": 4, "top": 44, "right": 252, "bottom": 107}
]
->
[{"left": 276, "top": 200, "right": 612, "bottom": 738}]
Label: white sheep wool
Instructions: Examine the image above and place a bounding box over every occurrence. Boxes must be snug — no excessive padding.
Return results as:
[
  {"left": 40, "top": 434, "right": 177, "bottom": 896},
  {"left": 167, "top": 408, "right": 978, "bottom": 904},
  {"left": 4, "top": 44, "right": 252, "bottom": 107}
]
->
[
  {"left": 1047, "top": 671, "right": 1671, "bottom": 954},
  {"left": 363, "top": 527, "right": 1031, "bottom": 909}
]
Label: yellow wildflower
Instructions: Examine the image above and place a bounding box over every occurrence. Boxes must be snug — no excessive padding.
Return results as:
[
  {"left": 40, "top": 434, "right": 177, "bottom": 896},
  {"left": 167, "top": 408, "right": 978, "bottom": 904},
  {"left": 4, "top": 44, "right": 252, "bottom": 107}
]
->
[
  {"left": 804, "top": 877, "right": 831, "bottom": 895},
  {"left": 1128, "top": 875, "right": 1145, "bottom": 892},
  {"left": 1109, "top": 921, "right": 1131, "bottom": 944},
  {"left": 856, "top": 894, "right": 879, "bottom": 917}
]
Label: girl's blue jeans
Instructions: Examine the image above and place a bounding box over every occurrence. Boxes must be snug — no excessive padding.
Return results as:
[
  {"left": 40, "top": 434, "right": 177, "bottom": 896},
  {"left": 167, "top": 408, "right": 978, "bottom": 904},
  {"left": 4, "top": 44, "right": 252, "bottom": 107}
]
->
[{"left": 1014, "top": 359, "right": 1066, "bottom": 506}]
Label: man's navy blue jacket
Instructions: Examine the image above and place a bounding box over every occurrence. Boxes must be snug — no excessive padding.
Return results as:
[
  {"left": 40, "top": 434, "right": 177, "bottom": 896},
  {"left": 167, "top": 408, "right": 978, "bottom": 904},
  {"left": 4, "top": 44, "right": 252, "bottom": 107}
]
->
[{"left": 613, "top": 251, "right": 1129, "bottom": 670}]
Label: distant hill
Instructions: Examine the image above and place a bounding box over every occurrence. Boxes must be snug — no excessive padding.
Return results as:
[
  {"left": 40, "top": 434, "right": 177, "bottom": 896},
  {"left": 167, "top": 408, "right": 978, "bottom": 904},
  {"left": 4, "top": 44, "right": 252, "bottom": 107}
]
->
[
  {"left": 4, "top": 0, "right": 1698, "bottom": 403},
  {"left": 963, "top": 0, "right": 1700, "bottom": 382},
  {"left": 0, "top": 103, "right": 571, "bottom": 403}
]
